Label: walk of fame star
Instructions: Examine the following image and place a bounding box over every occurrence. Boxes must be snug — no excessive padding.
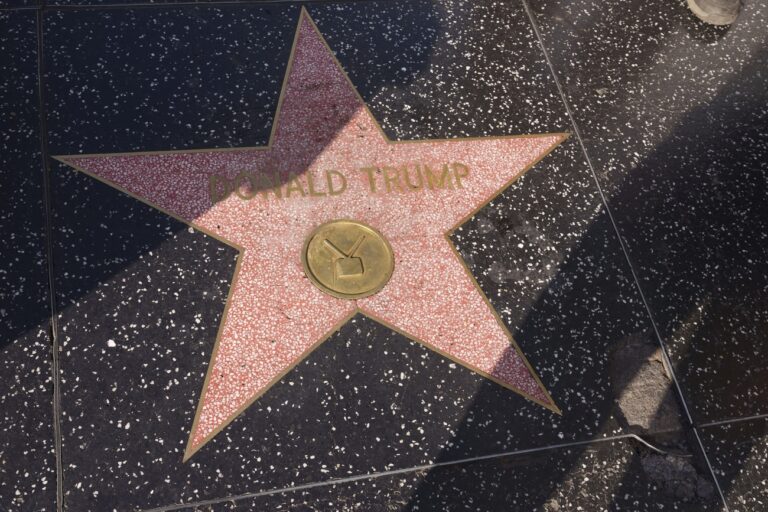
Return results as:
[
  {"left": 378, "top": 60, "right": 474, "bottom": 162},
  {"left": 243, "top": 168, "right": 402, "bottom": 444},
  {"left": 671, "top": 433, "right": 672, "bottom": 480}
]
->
[{"left": 55, "top": 8, "right": 567, "bottom": 461}]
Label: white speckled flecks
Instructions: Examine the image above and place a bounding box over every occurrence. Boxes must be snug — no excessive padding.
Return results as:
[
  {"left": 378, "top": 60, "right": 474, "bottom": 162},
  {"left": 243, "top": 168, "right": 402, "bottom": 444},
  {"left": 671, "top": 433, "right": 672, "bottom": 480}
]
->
[{"left": 61, "top": 13, "right": 563, "bottom": 456}]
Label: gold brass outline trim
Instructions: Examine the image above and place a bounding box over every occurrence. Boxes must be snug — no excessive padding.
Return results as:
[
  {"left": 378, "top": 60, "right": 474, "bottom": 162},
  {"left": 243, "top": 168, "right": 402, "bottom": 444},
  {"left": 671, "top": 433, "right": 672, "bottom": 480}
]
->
[
  {"left": 52, "top": 6, "right": 569, "bottom": 463},
  {"left": 301, "top": 219, "right": 395, "bottom": 300}
]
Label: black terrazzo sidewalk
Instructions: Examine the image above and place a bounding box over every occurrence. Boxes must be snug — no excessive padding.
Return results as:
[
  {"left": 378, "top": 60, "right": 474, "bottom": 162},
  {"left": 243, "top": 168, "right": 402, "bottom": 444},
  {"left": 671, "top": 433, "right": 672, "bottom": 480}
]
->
[{"left": 1, "top": 1, "right": 766, "bottom": 511}]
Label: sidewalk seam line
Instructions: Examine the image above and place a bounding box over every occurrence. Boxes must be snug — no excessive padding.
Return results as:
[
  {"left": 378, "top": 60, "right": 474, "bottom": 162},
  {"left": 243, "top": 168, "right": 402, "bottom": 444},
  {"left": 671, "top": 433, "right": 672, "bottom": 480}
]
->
[
  {"left": 518, "top": 1, "right": 730, "bottom": 510},
  {"left": 35, "top": 7, "right": 65, "bottom": 512},
  {"left": 141, "top": 433, "right": 668, "bottom": 512},
  {"left": 699, "top": 412, "right": 768, "bottom": 429}
]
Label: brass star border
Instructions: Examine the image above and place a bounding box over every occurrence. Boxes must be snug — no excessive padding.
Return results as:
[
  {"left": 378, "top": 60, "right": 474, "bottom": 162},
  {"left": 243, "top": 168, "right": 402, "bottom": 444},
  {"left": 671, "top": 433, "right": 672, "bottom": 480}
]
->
[{"left": 54, "top": 8, "right": 567, "bottom": 462}]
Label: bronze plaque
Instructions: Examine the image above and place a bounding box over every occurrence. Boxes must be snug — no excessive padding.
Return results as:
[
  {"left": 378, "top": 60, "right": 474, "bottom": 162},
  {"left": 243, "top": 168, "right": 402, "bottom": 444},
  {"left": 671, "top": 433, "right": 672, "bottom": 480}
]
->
[{"left": 302, "top": 220, "right": 394, "bottom": 300}]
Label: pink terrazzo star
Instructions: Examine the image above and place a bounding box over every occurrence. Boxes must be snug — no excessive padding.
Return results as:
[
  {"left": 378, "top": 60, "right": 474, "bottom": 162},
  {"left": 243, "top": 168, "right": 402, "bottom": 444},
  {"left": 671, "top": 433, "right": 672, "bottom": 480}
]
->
[{"left": 56, "top": 9, "right": 566, "bottom": 461}]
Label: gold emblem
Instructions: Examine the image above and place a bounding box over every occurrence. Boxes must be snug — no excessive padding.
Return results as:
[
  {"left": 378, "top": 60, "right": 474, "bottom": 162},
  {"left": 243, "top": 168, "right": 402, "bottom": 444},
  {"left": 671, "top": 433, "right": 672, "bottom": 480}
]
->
[{"left": 302, "top": 220, "right": 394, "bottom": 300}]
